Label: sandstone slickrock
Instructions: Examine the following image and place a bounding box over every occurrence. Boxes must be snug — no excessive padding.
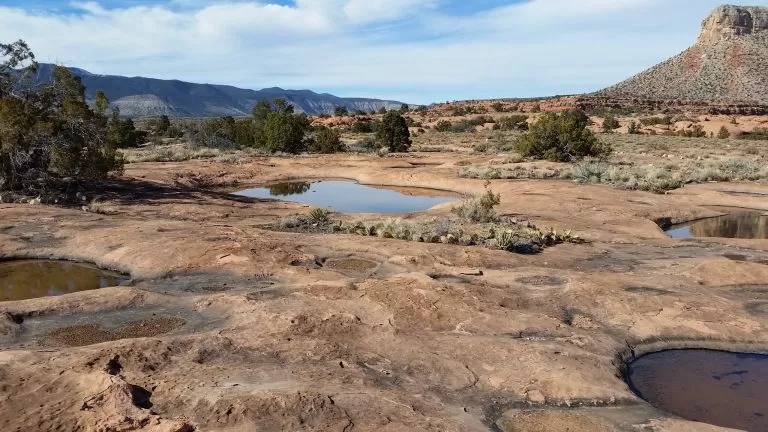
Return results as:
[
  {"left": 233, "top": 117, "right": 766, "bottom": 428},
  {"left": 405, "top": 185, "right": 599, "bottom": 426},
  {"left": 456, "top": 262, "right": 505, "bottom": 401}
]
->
[{"left": 599, "top": 5, "right": 768, "bottom": 104}]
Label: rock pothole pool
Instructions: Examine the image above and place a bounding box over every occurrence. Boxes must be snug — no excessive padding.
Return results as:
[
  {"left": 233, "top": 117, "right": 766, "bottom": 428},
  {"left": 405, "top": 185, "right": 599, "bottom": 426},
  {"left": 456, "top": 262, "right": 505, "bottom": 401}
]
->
[
  {"left": 665, "top": 210, "right": 768, "bottom": 239},
  {"left": 0, "top": 259, "right": 130, "bottom": 301},
  {"left": 234, "top": 180, "right": 459, "bottom": 213},
  {"left": 627, "top": 349, "right": 768, "bottom": 431}
]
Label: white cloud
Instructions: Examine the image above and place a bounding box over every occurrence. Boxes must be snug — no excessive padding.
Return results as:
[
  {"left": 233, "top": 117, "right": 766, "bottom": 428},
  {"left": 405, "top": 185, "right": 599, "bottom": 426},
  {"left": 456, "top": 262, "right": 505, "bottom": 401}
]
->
[{"left": 0, "top": 0, "right": 767, "bottom": 103}]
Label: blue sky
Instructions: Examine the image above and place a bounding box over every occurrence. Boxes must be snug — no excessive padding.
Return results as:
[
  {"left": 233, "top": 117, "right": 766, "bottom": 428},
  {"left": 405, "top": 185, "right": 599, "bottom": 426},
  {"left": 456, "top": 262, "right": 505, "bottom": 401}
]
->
[{"left": 1, "top": 0, "right": 767, "bottom": 104}]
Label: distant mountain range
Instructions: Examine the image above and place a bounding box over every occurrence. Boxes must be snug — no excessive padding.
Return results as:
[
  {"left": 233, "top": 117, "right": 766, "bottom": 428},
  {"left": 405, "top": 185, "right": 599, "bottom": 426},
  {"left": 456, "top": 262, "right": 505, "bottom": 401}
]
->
[{"left": 30, "top": 63, "right": 405, "bottom": 118}]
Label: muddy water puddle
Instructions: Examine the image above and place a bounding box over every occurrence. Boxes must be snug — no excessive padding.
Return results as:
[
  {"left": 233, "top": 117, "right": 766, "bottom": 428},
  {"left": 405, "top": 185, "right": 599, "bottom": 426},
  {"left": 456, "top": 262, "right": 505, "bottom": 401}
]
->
[
  {"left": 665, "top": 210, "right": 768, "bottom": 239},
  {"left": 0, "top": 260, "right": 129, "bottom": 301},
  {"left": 628, "top": 349, "right": 768, "bottom": 431},
  {"left": 235, "top": 180, "right": 458, "bottom": 213}
]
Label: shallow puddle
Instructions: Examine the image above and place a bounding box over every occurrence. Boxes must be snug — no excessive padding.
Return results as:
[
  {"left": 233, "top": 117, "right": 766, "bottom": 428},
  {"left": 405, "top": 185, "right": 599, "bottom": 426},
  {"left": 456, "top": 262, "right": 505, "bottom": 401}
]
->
[
  {"left": 665, "top": 211, "right": 768, "bottom": 239},
  {"left": 627, "top": 349, "right": 768, "bottom": 431},
  {"left": 235, "top": 180, "right": 458, "bottom": 213},
  {"left": 0, "top": 260, "right": 129, "bottom": 301}
]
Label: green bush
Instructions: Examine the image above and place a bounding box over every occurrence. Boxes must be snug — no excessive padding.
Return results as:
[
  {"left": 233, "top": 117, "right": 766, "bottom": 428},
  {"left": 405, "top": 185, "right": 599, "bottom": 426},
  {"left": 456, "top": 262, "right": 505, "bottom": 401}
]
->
[
  {"left": 0, "top": 40, "right": 123, "bottom": 193},
  {"left": 602, "top": 116, "right": 620, "bottom": 132},
  {"left": 491, "top": 102, "right": 505, "bottom": 112},
  {"left": 351, "top": 121, "right": 376, "bottom": 133},
  {"left": 309, "top": 127, "right": 346, "bottom": 154},
  {"left": 717, "top": 126, "right": 731, "bottom": 139},
  {"left": 375, "top": 111, "right": 411, "bottom": 152},
  {"left": 449, "top": 120, "right": 475, "bottom": 133},
  {"left": 434, "top": 120, "right": 452, "bottom": 132},
  {"left": 515, "top": 110, "right": 611, "bottom": 162},
  {"left": 452, "top": 188, "right": 501, "bottom": 223},
  {"left": 639, "top": 115, "right": 672, "bottom": 126},
  {"left": 334, "top": 106, "right": 348, "bottom": 116},
  {"left": 496, "top": 115, "right": 529, "bottom": 131},
  {"left": 740, "top": 127, "right": 768, "bottom": 141}
]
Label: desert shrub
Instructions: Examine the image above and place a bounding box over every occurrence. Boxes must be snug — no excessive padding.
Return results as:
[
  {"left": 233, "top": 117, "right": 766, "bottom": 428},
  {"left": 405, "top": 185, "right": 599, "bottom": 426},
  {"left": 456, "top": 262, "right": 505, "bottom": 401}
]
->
[
  {"left": 106, "top": 109, "right": 142, "bottom": 148},
  {"left": 0, "top": 41, "right": 124, "bottom": 194},
  {"left": 309, "top": 208, "right": 331, "bottom": 222},
  {"left": 452, "top": 188, "right": 501, "bottom": 223},
  {"left": 434, "top": 120, "right": 452, "bottom": 132},
  {"left": 351, "top": 121, "right": 376, "bottom": 133},
  {"left": 334, "top": 106, "right": 348, "bottom": 116},
  {"left": 531, "top": 104, "right": 541, "bottom": 113},
  {"left": 740, "top": 127, "right": 768, "bottom": 141},
  {"left": 676, "top": 125, "right": 707, "bottom": 138},
  {"left": 348, "top": 136, "right": 379, "bottom": 153},
  {"left": 491, "top": 102, "right": 505, "bottom": 112},
  {"left": 451, "top": 107, "right": 468, "bottom": 116},
  {"left": 515, "top": 110, "right": 610, "bottom": 162},
  {"left": 602, "top": 116, "right": 620, "bottom": 132},
  {"left": 375, "top": 111, "right": 411, "bottom": 152},
  {"left": 308, "top": 127, "right": 346, "bottom": 154},
  {"left": 717, "top": 126, "right": 731, "bottom": 139},
  {"left": 496, "top": 115, "right": 529, "bottom": 131},
  {"left": 571, "top": 162, "right": 608, "bottom": 183},
  {"left": 639, "top": 115, "right": 672, "bottom": 126},
  {"left": 744, "top": 144, "right": 759, "bottom": 155},
  {"left": 450, "top": 120, "right": 475, "bottom": 133},
  {"left": 154, "top": 115, "right": 171, "bottom": 136},
  {"left": 468, "top": 115, "right": 494, "bottom": 126},
  {"left": 717, "top": 158, "right": 763, "bottom": 180},
  {"left": 627, "top": 121, "right": 642, "bottom": 134}
]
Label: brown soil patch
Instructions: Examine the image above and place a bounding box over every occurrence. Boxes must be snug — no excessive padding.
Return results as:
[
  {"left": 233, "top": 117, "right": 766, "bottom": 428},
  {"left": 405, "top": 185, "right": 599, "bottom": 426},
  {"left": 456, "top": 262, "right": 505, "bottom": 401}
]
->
[
  {"left": 44, "top": 318, "right": 186, "bottom": 347},
  {"left": 498, "top": 410, "right": 613, "bottom": 432},
  {"left": 323, "top": 257, "right": 379, "bottom": 272}
]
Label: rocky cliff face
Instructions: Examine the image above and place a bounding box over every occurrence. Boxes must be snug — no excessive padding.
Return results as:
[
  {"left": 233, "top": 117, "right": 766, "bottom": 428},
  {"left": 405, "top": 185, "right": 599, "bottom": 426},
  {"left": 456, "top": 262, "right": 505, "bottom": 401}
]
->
[
  {"left": 698, "top": 5, "right": 768, "bottom": 43},
  {"left": 598, "top": 5, "right": 768, "bottom": 104}
]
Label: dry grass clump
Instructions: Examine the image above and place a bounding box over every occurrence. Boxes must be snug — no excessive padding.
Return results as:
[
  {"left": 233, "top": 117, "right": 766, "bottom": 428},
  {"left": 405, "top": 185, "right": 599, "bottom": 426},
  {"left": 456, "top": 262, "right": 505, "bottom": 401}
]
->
[
  {"left": 330, "top": 216, "right": 580, "bottom": 254},
  {"left": 458, "top": 164, "right": 571, "bottom": 180},
  {"left": 276, "top": 190, "right": 581, "bottom": 254},
  {"left": 451, "top": 188, "right": 501, "bottom": 222},
  {"left": 571, "top": 158, "right": 768, "bottom": 193},
  {"left": 122, "top": 145, "right": 259, "bottom": 164}
]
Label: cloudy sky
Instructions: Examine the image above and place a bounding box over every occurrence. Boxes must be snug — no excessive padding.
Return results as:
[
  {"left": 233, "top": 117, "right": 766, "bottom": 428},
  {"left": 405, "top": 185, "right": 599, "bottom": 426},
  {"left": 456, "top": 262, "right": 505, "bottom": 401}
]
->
[{"left": 1, "top": 0, "right": 767, "bottom": 103}]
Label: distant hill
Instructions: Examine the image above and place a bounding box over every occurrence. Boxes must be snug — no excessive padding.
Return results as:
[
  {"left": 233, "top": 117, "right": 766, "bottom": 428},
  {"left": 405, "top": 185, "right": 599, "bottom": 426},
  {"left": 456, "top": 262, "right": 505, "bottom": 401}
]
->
[
  {"left": 598, "top": 5, "right": 768, "bottom": 104},
  {"left": 30, "top": 63, "right": 405, "bottom": 117}
]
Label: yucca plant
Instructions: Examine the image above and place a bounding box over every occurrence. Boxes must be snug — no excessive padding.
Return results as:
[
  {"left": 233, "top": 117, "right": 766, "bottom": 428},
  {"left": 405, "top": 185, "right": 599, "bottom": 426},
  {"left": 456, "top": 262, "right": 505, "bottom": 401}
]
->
[{"left": 309, "top": 208, "right": 331, "bottom": 223}]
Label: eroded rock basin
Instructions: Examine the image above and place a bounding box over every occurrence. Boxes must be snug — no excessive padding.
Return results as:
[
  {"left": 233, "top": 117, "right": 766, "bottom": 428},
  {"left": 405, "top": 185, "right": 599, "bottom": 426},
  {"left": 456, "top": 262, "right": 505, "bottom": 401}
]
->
[
  {"left": 628, "top": 349, "right": 768, "bottom": 431},
  {"left": 235, "top": 180, "right": 459, "bottom": 213},
  {"left": 0, "top": 259, "right": 129, "bottom": 301}
]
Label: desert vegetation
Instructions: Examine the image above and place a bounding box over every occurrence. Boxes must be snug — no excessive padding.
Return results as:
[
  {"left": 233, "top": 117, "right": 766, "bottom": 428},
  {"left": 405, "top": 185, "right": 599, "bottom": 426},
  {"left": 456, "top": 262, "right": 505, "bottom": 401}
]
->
[
  {"left": 516, "top": 110, "right": 611, "bottom": 161},
  {"left": 0, "top": 41, "right": 125, "bottom": 199}
]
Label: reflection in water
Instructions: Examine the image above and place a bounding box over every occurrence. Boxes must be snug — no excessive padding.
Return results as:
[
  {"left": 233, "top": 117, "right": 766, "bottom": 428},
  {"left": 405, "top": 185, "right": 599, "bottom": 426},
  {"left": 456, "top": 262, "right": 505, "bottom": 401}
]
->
[
  {"left": 236, "top": 180, "right": 458, "bottom": 214},
  {"left": 0, "top": 260, "right": 129, "bottom": 301},
  {"left": 666, "top": 211, "right": 768, "bottom": 239},
  {"left": 628, "top": 350, "right": 768, "bottom": 431},
  {"left": 268, "top": 182, "right": 311, "bottom": 196}
]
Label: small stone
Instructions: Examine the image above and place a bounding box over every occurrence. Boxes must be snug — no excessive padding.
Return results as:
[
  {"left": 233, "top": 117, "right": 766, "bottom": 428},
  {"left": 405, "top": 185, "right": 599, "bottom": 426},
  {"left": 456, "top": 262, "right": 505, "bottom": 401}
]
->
[{"left": 526, "top": 389, "right": 546, "bottom": 404}]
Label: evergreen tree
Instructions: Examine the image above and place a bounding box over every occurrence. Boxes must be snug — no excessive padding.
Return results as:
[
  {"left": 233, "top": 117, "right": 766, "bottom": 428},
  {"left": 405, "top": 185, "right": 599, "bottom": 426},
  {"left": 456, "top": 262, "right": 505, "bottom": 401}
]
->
[{"left": 375, "top": 111, "right": 411, "bottom": 152}]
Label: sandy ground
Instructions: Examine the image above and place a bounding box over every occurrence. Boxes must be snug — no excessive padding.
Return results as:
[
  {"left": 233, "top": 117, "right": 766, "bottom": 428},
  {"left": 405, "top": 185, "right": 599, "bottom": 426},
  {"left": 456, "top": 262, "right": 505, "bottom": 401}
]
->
[{"left": 2, "top": 153, "right": 768, "bottom": 431}]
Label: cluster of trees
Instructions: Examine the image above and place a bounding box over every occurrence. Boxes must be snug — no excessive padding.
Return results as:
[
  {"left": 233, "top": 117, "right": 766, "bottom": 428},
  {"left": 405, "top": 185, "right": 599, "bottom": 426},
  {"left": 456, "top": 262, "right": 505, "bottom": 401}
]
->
[
  {"left": 190, "top": 100, "right": 411, "bottom": 154},
  {"left": 0, "top": 40, "right": 126, "bottom": 193},
  {"left": 331, "top": 103, "right": 411, "bottom": 117}
]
